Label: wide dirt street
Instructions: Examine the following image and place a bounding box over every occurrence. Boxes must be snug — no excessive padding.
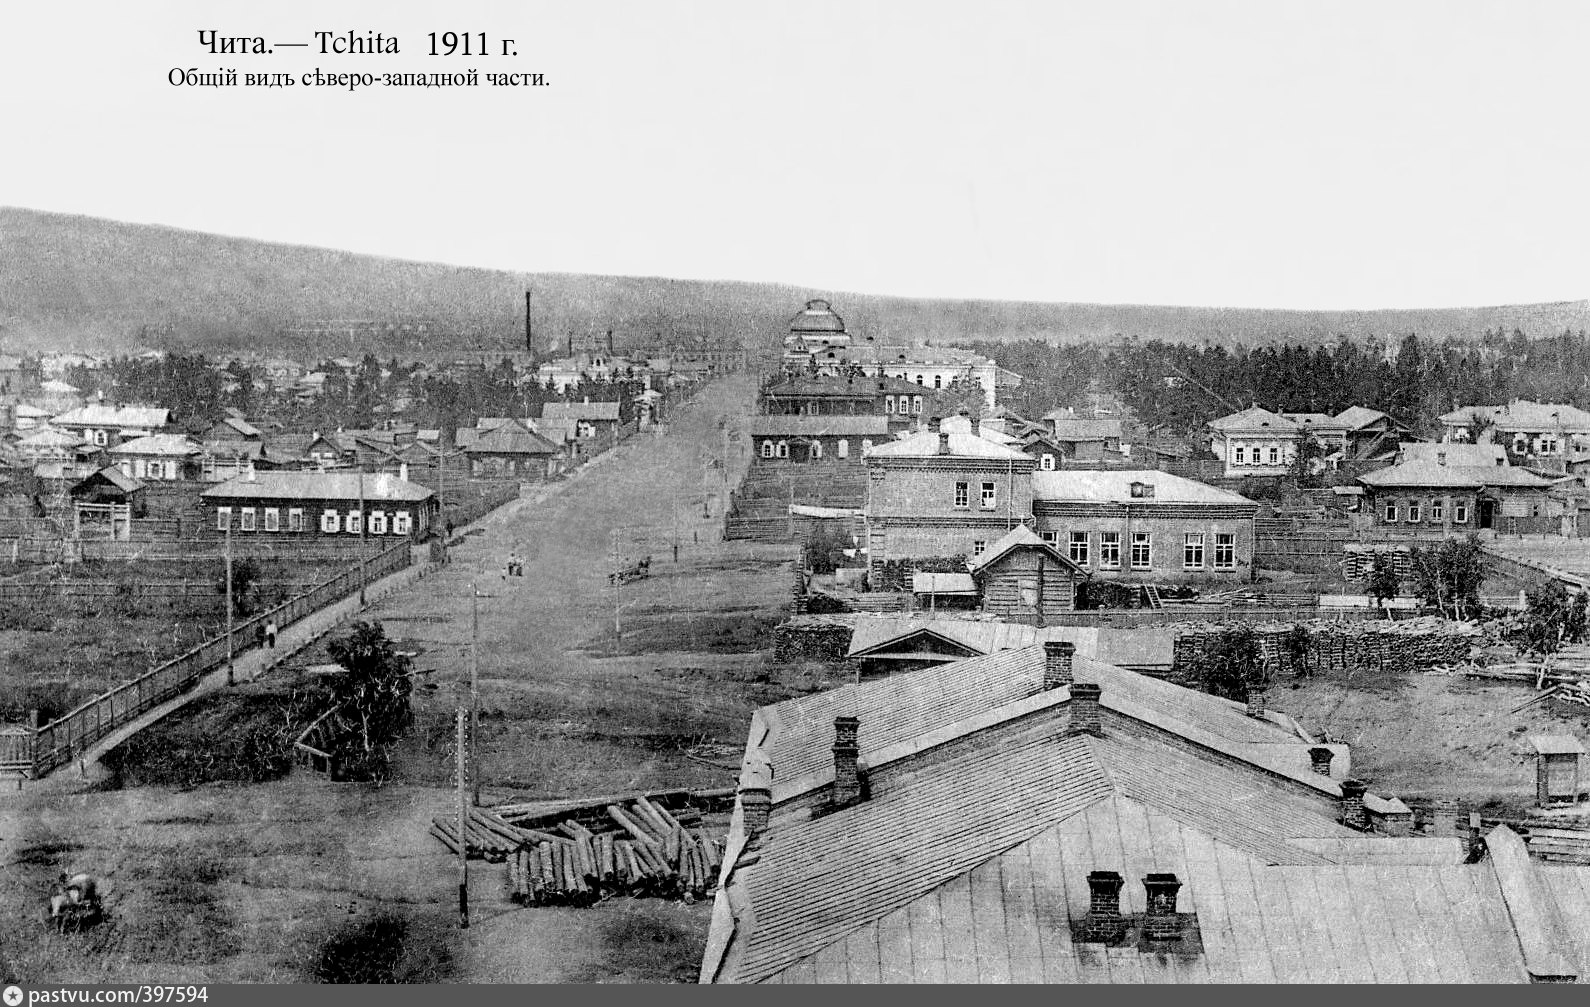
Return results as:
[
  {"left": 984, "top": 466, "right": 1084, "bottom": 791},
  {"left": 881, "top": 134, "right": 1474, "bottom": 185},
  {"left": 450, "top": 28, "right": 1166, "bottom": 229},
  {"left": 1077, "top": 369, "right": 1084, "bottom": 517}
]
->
[{"left": 1, "top": 372, "right": 823, "bottom": 983}]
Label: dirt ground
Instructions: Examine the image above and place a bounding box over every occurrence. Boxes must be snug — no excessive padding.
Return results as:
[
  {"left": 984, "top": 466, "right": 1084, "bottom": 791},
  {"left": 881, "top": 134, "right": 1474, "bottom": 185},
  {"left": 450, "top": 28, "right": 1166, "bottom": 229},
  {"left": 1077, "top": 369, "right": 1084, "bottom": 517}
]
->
[
  {"left": 1, "top": 373, "right": 822, "bottom": 984},
  {"left": 1276, "top": 664, "right": 1590, "bottom": 815}
]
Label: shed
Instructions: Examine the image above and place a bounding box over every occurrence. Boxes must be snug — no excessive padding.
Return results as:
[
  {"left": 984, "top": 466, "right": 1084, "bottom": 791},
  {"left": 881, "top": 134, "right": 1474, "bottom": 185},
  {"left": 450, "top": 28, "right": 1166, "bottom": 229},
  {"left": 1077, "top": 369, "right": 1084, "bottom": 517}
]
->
[
  {"left": 1528, "top": 735, "right": 1585, "bottom": 807},
  {"left": 966, "top": 525, "right": 1087, "bottom": 623},
  {"left": 910, "top": 572, "right": 978, "bottom": 612}
]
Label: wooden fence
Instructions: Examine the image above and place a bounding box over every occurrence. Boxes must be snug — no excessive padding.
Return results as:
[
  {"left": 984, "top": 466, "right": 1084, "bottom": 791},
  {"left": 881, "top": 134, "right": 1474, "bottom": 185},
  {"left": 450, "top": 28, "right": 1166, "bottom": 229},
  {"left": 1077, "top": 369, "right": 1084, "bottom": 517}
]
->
[
  {"left": 0, "top": 580, "right": 325, "bottom": 605},
  {"left": 26, "top": 540, "right": 413, "bottom": 777}
]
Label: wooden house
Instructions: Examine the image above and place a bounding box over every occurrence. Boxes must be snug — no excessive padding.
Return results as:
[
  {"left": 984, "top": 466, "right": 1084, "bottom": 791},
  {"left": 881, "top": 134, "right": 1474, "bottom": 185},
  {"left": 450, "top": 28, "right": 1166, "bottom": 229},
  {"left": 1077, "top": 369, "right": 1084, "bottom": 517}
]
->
[
  {"left": 964, "top": 524, "right": 1087, "bottom": 621},
  {"left": 464, "top": 419, "right": 560, "bottom": 479},
  {"left": 199, "top": 471, "right": 438, "bottom": 541},
  {"left": 108, "top": 434, "right": 203, "bottom": 481},
  {"left": 1529, "top": 735, "right": 1584, "bottom": 807}
]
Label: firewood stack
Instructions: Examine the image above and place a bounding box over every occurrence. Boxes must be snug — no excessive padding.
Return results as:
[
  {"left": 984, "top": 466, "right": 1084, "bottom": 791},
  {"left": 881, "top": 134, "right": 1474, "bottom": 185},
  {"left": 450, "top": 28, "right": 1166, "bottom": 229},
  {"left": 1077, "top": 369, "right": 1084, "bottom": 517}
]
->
[{"left": 431, "top": 798, "right": 726, "bottom": 907}]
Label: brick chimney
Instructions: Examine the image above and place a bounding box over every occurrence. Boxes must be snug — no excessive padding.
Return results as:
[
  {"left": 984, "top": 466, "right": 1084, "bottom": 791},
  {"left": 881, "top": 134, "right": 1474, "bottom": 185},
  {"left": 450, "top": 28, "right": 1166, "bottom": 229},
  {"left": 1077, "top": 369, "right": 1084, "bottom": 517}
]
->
[
  {"left": 1070, "top": 682, "right": 1102, "bottom": 736},
  {"left": 1084, "top": 870, "right": 1124, "bottom": 942},
  {"left": 740, "top": 784, "right": 772, "bottom": 842},
  {"left": 831, "top": 716, "right": 861, "bottom": 807},
  {"left": 1043, "top": 640, "right": 1074, "bottom": 689},
  {"left": 1245, "top": 683, "right": 1267, "bottom": 718},
  {"left": 1142, "top": 873, "right": 1183, "bottom": 941},
  {"left": 1308, "top": 746, "right": 1334, "bottom": 776},
  {"left": 929, "top": 416, "right": 948, "bottom": 455},
  {"left": 1340, "top": 778, "right": 1368, "bottom": 830}
]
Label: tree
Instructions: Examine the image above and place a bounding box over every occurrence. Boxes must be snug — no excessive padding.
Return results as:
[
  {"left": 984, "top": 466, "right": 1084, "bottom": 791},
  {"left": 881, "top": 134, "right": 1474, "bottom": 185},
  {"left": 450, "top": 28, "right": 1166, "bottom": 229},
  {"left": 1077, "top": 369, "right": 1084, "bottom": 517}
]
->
[
  {"left": 1194, "top": 626, "right": 1266, "bottom": 702},
  {"left": 1515, "top": 580, "right": 1589, "bottom": 657},
  {"left": 216, "top": 557, "right": 259, "bottom": 616},
  {"left": 1407, "top": 535, "right": 1486, "bottom": 619},
  {"left": 1367, "top": 553, "right": 1401, "bottom": 606},
  {"left": 1289, "top": 433, "right": 1325, "bottom": 488},
  {"left": 325, "top": 621, "right": 414, "bottom": 769}
]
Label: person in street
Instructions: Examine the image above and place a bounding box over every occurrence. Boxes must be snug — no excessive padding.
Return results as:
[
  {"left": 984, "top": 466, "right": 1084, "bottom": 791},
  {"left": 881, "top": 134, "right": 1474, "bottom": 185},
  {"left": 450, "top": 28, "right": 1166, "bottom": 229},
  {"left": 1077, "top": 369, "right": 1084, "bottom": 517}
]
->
[{"left": 265, "top": 619, "right": 277, "bottom": 649}]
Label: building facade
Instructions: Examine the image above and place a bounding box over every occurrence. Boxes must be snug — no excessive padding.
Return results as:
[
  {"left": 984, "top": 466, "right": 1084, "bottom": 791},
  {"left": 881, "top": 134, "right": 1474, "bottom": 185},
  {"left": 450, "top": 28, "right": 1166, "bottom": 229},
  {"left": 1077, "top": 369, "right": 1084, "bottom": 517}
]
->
[
  {"left": 1206, "top": 406, "right": 1299, "bottom": 477},
  {"left": 199, "top": 471, "right": 438, "bottom": 541}
]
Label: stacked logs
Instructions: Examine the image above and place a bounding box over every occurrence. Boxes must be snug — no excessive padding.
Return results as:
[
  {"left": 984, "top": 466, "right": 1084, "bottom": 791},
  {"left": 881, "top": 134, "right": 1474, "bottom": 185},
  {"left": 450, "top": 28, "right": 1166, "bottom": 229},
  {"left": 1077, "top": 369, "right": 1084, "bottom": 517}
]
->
[
  {"left": 506, "top": 796, "right": 725, "bottom": 906},
  {"left": 430, "top": 807, "right": 561, "bottom": 862},
  {"left": 1169, "top": 619, "right": 1473, "bottom": 685}
]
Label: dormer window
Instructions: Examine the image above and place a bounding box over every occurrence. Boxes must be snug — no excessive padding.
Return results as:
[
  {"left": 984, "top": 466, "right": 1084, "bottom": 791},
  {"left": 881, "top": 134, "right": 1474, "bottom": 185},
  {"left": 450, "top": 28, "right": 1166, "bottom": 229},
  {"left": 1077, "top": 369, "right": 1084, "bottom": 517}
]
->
[{"left": 1129, "top": 482, "right": 1155, "bottom": 499}]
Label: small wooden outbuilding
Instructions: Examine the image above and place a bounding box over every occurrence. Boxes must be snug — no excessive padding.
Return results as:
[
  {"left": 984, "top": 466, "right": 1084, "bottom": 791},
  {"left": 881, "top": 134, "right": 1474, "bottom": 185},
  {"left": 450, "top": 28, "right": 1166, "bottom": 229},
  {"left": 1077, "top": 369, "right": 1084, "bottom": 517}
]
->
[
  {"left": 966, "top": 525, "right": 1088, "bottom": 624},
  {"left": 1528, "top": 734, "right": 1584, "bottom": 807}
]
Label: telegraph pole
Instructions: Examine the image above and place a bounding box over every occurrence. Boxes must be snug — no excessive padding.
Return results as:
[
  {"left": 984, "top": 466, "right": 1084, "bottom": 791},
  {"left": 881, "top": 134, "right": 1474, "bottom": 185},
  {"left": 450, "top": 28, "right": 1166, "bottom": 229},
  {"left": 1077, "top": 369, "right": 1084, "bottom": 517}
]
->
[
  {"left": 455, "top": 704, "right": 469, "bottom": 929},
  {"left": 357, "top": 472, "right": 367, "bottom": 607},
  {"left": 470, "top": 581, "right": 481, "bottom": 807},
  {"left": 611, "top": 529, "right": 622, "bottom": 637},
  {"left": 224, "top": 522, "right": 235, "bottom": 686}
]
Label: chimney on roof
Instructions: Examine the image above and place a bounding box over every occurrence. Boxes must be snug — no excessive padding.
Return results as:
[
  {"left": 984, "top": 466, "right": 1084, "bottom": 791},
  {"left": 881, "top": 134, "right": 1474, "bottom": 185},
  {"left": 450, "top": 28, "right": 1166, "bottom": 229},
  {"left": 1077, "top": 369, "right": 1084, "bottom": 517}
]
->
[
  {"left": 1083, "top": 871, "right": 1124, "bottom": 942},
  {"left": 929, "top": 417, "right": 949, "bottom": 455},
  {"left": 1340, "top": 778, "right": 1369, "bottom": 830},
  {"left": 831, "top": 716, "right": 862, "bottom": 807},
  {"left": 1245, "top": 683, "right": 1267, "bottom": 718},
  {"left": 1308, "top": 746, "right": 1334, "bottom": 776},
  {"left": 740, "top": 784, "right": 772, "bottom": 842},
  {"left": 1069, "top": 682, "right": 1102, "bottom": 736},
  {"left": 1043, "top": 640, "right": 1075, "bottom": 689},
  {"left": 1142, "top": 873, "right": 1183, "bottom": 942}
]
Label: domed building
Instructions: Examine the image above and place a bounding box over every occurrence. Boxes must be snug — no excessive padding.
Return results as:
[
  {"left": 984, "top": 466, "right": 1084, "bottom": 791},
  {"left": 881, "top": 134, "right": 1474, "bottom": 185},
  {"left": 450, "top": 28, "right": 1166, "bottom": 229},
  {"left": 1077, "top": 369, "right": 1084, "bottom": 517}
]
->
[{"left": 782, "top": 299, "right": 854, "bottom": 372}]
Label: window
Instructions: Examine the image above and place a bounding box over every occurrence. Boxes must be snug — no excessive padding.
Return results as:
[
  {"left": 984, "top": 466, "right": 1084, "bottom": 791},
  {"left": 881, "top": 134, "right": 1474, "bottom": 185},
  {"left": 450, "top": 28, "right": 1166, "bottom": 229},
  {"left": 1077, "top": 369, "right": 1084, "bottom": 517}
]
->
[
  {"left": 287, "top": 508, "right": 304, "bottom": 532},
  {"left": 1129, "top": 482, "right": 1154, "bottom": 499},
  {"left": 810, "top": 440, "right": 823, "bottom": 459},
  {"left": 912, "top": 396, "right": 923, "bottom": 414},
  {"left": 1384, "top": 502, "right": 1398, "bottom": 523},
  {"left": 1041, "top": 453, "right": 1056, "bottom": 471},
  {"left": 370, "top": 510, "right": 387, "bottom": 535},
  {"left": 776, "top": 440, "right": 789, "bottom": 459},
  {"left": 1130, "top": 532, "right": 1152, "bottom": 570},
  {"left": 1040, "top": 531, "right": 1058, "bottom": 545},
  {"left": 980, "top": 482, "right": 997, "bottom": 510},
  {"left": 216, "top": 506, "right": 232, "bottom": 531},
  {"left": 238, "top": 507, "right": 255, "bottom": 531},
  {"left": 954, "top": 481, "right": 969, "bottom": 508},
  {"left": 861, "top": 439, "right": 873, "bottom": 453},
  {"left": 1069, "top": 531, "right": 1090, "bottom": 566},
  {"left": 885, "top": 396, "right": 895, "bottom": 414},
  {"left": 1453, "top": 503, "right": 1469, "bottom": 524},
  {"left": 972, "top": 540, "right": 986, "bottom": 556},
  {"left": 837, "top": 439, "right": 848, "bottom": 459},
  {"left": 322, "top": 509, "right": 340, "bottom": 533},
  {"left": 933, "top": 375, "right": 942, "bottom": 389},
  {"left": 1099, "top": 532, "right": 1122, "bottom": 569},
  {"left": 393, "top": 511, "right": 412, "bottom": 535},
  {"left": 1531, "top": 501, "right": 1543, "bottom": 518},
  {"left": 1214, "top": 533, "right": 1236, "bottom": 570},
  {"left": 346, "top": 510, "right": 363, "bottom": 535},
  {"left": 1430, "top": 500, "right": 1444, "bottom": 523},
  {"left": 164, "top": 461, "right": 177, "bottom": 480},
  {"left": 1267, "top": 445, "right": 1279, "bottom": 465},
  {"left": 761, "top": 440, "right": 774, "bottom": 458},
  {"left": 916, "top": 375, "right": 925, "bottom": 386},
  {"left": 1183, "top": 532, "right": 1204, "bottom": 570},
  {"left": 1407, "top": 502, "right": 1421, "bottom": 523},
  {"left": 1234, "top": 445, "right": 1246, "bottom": 465},
  {"left": 1542, "top": 436, "right": 1558, "bottom": 455},
  {"left": 898, "top": 395, "right": 910, "bottom": 414}
]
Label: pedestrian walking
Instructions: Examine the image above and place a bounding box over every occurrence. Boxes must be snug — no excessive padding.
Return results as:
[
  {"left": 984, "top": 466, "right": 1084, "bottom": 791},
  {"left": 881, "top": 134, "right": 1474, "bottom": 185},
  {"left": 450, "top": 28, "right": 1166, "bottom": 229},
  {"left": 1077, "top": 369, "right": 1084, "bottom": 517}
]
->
[{"left": 265, "top": 619, "right": 277, "bottom": 649}]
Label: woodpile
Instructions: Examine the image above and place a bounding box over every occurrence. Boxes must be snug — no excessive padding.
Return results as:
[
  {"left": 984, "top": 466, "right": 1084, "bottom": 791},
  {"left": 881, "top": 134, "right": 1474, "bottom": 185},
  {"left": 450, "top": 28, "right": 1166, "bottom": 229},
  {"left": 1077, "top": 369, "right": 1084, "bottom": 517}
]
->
[
  {"left": 430, "top": 796, "right": 728, "bottom": 907},
  {"left": 1170, "top": 618, "right": 1474, "bottom": 685}
]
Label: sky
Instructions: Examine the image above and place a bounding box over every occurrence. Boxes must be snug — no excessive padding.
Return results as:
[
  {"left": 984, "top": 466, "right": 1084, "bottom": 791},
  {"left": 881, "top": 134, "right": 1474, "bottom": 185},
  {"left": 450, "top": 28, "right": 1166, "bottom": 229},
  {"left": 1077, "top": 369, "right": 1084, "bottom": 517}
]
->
[{"left": 1, "top": 0, "right": 1586, "bottom": 310}]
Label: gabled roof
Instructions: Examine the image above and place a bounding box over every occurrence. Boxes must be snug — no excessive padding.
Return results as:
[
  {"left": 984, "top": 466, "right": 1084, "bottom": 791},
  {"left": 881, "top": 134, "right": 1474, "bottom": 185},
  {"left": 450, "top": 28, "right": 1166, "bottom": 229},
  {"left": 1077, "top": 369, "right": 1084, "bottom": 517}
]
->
[
  {"left": 108, "top": 434, "right": 201, "bottom": 457},
  {"left": 1207, "top": 406, "right": 1298, "bottom": 434},
  {"left": 865, "top": 429, "right": 1030, "bottom": 460},
  {"left": 52, "top": 405, "right": 169, "bottom": 428},
  {"left": 1440, "top": 400, "right": 1590, "bottom": 432},
  {"left": 1358, "top": 459, "right": 1559, "bottom": 490},
  {"left": 1335, "top": 405, "right": 1400, "bottom": 431},
  {"left": 705, "top": 646, "right": 1474, "bottom": 984},
  {"left": 542, "top": 400, "right": 622, "bottom": 422},
  {"left": 16, "top": 427, "right": 86, "bottom": 448},
  {"left": 965, "top": 524, "right": 1086, "bottom": 577},
  {"left": 1399, "top": 442, "right": 1507, "bottom": 467},
  {"left": 200, "top": 471, "right": 434, "bottom": 502},
  {"left": 1033, "top": 469, "right": 1256, "bottom": 506},
  {"left": 464, "top": 420, "right": 559, "bottom": 456},
  {"left": 210, "top": 416, "right": 262, "bottom": 438},
  {"left": 73, "top": 465, "right": 144, "bottom": 494},
  {"left": 844, "top": 616, "right": 1174, "bottom": 670}
]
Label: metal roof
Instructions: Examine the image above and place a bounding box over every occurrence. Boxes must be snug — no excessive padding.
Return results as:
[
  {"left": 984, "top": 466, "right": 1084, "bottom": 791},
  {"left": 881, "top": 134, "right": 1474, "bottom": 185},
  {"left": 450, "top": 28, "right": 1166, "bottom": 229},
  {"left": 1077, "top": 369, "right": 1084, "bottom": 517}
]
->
[
  {"left": 1528, "top": 735, "right": 1587, "bottom": 756},
  {"left": 199, "top": 471, "right": 433, "bottom": 502},
  {"left": 866, "top": 429, "right": 1030, "bottom": 460},
  {"left": 52, "top": 405, "right": 170, "bottom": 428},
  {"left": 1207, "top": 406, "right": 1298, "bottom": 434},
  {"left": 107, "top": 434, "right": 201, "bottom": 457},
  {"left": 1033, "top": 469, "right": 1256, "bottom": 505},
  {"left": 748, "top": 415, "right": 891, "bottom": 437},
  {"left": 910, "top": 572, "right": 976, "bottom": 594}
]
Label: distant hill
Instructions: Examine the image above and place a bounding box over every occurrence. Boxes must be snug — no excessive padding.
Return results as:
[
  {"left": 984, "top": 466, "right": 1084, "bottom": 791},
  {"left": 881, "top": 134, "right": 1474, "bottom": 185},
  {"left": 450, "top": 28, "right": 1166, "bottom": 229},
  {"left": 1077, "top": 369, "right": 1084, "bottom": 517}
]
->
[{"left": 2, "top": 207, "right": 1586, "bottom": 359}]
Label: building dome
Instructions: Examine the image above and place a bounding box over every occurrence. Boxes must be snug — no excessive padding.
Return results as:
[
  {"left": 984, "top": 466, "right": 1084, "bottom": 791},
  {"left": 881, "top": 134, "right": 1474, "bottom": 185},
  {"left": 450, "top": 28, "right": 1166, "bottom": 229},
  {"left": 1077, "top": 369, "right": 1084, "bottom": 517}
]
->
[{"left": 789, "top": 299, "right": 846, "bottom": 334}]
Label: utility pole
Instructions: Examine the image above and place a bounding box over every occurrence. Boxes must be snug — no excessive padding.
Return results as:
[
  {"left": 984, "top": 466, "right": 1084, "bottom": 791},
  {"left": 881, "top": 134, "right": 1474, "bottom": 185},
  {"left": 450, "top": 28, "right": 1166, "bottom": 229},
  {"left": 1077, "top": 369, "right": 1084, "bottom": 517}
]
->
[
  {"left": 455, "top": 704, "right": 469, "bottom": 929},
  {"left": 470, "top": 581, "right": 481, "bottom": 807},
  {"left": 611, "top": 528, "right": 622, "bottom": 637},
  {"left": 224, "top": 522, "right": 235, "bottom": 686},
  {"left": 357, "top": 471, "right": 367, "bottom": 607}
]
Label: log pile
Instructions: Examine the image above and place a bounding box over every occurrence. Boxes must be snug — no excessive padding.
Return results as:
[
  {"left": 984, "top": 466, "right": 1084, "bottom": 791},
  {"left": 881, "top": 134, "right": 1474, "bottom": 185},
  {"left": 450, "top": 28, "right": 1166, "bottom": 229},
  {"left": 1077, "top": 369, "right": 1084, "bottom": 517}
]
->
[
  {"left": 505, "top": 796, "right": 726, "bottom": 906},
  {"left": 430, "top": 797, "right": 727, "bottom": 906},
  {"left": 1170, "top": 618, "right": 1474, "bottom": 686}
]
